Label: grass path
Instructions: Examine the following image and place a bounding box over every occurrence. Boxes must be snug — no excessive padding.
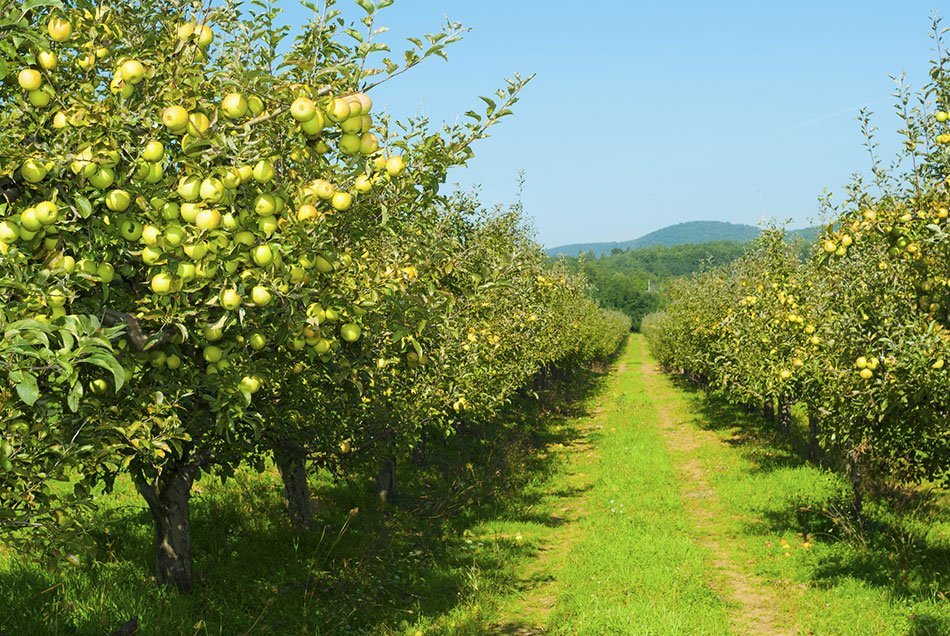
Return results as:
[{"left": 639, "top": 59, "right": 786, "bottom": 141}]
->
[
  {"left": 481, "top": 334, "right": 947, "bottom": 635},
  {"left": 639, "top": 358, "right": 796, "bottom": 636}
]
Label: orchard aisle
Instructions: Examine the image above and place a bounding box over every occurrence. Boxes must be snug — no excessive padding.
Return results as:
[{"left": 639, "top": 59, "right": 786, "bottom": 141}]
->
[{"left": 491, "top": 335, "right": 795, "bottom": 635}]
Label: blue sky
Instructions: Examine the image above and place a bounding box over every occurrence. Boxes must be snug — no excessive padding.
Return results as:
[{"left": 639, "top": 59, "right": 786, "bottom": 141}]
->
[{"left": 278, "top": 1, "right": 941, "bottom": 247}]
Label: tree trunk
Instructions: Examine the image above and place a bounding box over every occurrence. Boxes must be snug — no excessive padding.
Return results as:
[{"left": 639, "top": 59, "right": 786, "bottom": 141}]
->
[
  {"left": 846, "top": 450, "right": 865, "bottom": 518},
  {"left": 375, "top": 457, "right": 396, "bottom": 502},
  {"left": 777, "top": 398, "right": 792, "bottom": 435},
  {"left": 412, "top": 428, "right": 427, "bottom": 467},
  {"left": 807, "top": 405, "right": 821, "bottom": 462},
  {"left": 274, "top": 439, "right": 312, "bottom": 531},
  {"left": 133, "top": 461, "right": 201, "bottom": 592}
]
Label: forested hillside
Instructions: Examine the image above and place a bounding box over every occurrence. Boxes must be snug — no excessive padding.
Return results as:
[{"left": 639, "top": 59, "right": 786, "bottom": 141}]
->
[
  {"left": 555, "top": 241, "right": 752, "bottom": 330},
  {"left": 548, "top": 221, "right": 820, "bottom": 257}
]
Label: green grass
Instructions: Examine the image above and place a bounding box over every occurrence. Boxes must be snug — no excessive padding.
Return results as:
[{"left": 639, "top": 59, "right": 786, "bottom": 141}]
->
[
  {"left": 1, "top": 335, "right": 946, "bottom": 635},
  {"left": 651, "top": 340, "right": 950, "bottom": 635},
  {"left": 545, "top": 336, "right": 731, "bottom": 634},
  {"left": 0, "top": 362, "right": 614, "bottom": 635}
]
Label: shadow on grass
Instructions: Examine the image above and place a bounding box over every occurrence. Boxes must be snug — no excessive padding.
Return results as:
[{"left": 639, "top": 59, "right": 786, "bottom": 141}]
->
[
  {"left": 0, "top": 366, "right": 611, "bottom": 636},
  {"left": 667, "top": 378, "right": 949, "bottom": 632}
]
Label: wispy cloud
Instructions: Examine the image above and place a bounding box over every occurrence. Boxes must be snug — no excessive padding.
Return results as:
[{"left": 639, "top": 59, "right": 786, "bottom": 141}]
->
[{"left": 786, "top": 98, "right": 889, "bottom": 131}]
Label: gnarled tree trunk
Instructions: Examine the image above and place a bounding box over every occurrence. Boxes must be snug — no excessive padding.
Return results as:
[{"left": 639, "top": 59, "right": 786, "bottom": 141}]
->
[
  {"left": 133, "top": 460, "right": 201, "bottom": 592},
  {"left": 411, "top": 427, "right": 428, "bottom": 467},
  {"left": 777, "top": 398, "right": 792, "bottom": 435},
  {"left": 274, "top": 439, "right": 312, "bottom": 531},
  {"left": 807, "top": 404, "right": 821, "bottom": 462},
  {"left": 375, "top": 457, "right": 396, "bottom": 502},
  {"left": 762, "top": 397, "right": 775, "bottom": 424}
]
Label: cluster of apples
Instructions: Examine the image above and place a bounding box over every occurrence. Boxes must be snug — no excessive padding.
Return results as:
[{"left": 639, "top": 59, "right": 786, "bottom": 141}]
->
[{"left": 4, "top": 13, "right": 424, "bottom": 391}]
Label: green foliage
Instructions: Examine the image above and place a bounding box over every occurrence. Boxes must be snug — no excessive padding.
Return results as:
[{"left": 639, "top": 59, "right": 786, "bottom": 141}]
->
[
  {"left": 556, "top": 241, "right": 751, "bottom": 330},
  {"left": 644, "top": 16, "right": 950, "bottom": 492},
  {"left": 0, "top": 0, "right": 628, "bottom": 592}
]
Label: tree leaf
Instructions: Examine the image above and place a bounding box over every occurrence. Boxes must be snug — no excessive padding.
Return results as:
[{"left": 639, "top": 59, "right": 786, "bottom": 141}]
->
[{"left": 15, "top": 373, "right": 40, "bottom": 406}]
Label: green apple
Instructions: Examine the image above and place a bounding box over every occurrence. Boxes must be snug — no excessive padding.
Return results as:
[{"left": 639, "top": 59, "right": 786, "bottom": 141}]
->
[
  {"left": 140, "top": 224, "right": 160, "bottom": 245},
  {"left": 105, "top": 189, "right": 131, "bottom": 212},
  {"left": 141, "top": 246, "right": 163, "bottom": 264},
  {"left": 150, "top": 272, "right": 173, "bottom": 294},
  {"left": 48, "top": 17, "right": 73, "bottom": 42},
  {"left": 120, "top": 59, "right": 145, "bottom": 84},
  {"left": 251, "top": 285, "right": 272, "bottom": 306},
  {"left": 248, "top": 333, "right": 267, "bottom": 350},
  {"left": 142, "top": 140, "right": 165, "bottom": 162},
  {"left": 164, "top": 225, "right": 186, "bottom": 246},
  {"left": 359, "top": 133, "right": 379, "bottom": 155},
  {"left": 222, "top": 168, "right": 242, "bottom": 189},
  {"left": 180, "top": 202, "right": 200, "bottom": 223},
  {"left": 163, "top": 105, "right": 189, "bottom": 131},
  {"left": 234, "top": 231, "right": 256, "bottom": 246},
  {"left": 354, "top": 175, "right": 372, "bottom": 193},
  {"left": 162, "top": 202, "right": 180, "bottom": 220},
  {"left": 252, "top": 160, "right": 274, "bottom": 183},
  {"left": 97, "top": 263, "right": 115, "bottom": 283},
  {"left": 177, "top": 262, "right": 196, "bottom": 281},
  {"left": 331, "top": 192, "right": 353, "bottom": 211},
  {"left": 203, "top": 324, "right": 224, "bottom": 341},
  {"left": 20, "top": 208, "right": 43, "bottom": 232},
  {"left": 148, "top": 350, "right": 167, "bottom": 368},
  {"left": 34, "top": 201, "right": 59, "bottom": 226},
  {"left": 340, "top": 323, "right": 361, "bottom": 342},
  {"left": 183, "top": 242, "right": 208, "bottom": 260},
  {"left": 145, "top": 163, "right": 164, "bottom": 184},
  {"left": 197, "top": 24, "right": 214, "bottom": 48},
  {"left": 177, "top": 176, "right": 202, "bottom": 201},
  {"left": 314, "top": 179, "right": 334, "bottom": 200},
  {"left": 195, "top": 208, "right": 222, "bottom": 230},
  {"left": 199, "top": 177, "right": 225, "bottom": 202},
  {"left": 258, "top": 215, "right": 278, "bottom": 236},
  {"left": 48, "top": 289, "right": 67, "bottom": 307},
  {"left": 18, "top": 69, "right": 42, "bottom": 91},
  {"left": 0, "top": 221, "right": 20, "bottom": 243},
  {"left": 254, "top": 193, "right": 277, "bottom": 216},
  {"left": 290, "top": 97, "right": 316, "bottom": 122},
  {"left": 341, "top": 114, "right": 363, "bottom": 134},
  {"left": 119, "top": 219, "right": 143, "bottom": 241},
  {"left": 187, "top": 112, "right": 211, "bottom": 137},
  {"left": 220, "top": 288, "right": 242, "bottom": 310},
  {"left": 314, "top": 255, "right": 334, "bottom": 273},
  {"left": 221, "top": 92, "right": 248, "bottom": 119},
  {"left": 252, "top": 244, "right": 274, "bottom": 266},
  {"left": 338, "top": 134, "right": 361, "bottom": 155},
  {"left": 239, "top": 375, "right": 261, "bottom": 394},
  {"left": 28, "top": 89, "right": 52, "bottom": 108},
  {"left": 300, "top": 111, "right": 326, "bottom": 136},
  {"left": 326, "top": 97, "right": 350, "bottom": 122},
  {"left": 20, "top": 158, "right": 48, "bottom": 183},
  {"left": 386, "top": 155, "right": 406, "bottom": 177},
  {"left": 203, "top": 345, "right": 223, "bottom": 364}
]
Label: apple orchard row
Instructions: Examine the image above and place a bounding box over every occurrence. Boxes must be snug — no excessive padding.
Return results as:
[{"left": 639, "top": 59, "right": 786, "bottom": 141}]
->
[{"left": 0, "top": 1, "right": 630, "bottom": 593}]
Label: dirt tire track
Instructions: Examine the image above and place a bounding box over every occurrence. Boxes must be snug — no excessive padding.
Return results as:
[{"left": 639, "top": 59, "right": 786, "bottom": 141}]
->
[{"left": 640, "top": 361, "right": 797, "bottom": 636}]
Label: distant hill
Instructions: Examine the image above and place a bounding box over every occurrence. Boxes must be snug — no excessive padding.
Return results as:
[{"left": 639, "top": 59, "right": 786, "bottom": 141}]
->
[{"left": 547, "top": 221, "right": 820, "bottom": 257}]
